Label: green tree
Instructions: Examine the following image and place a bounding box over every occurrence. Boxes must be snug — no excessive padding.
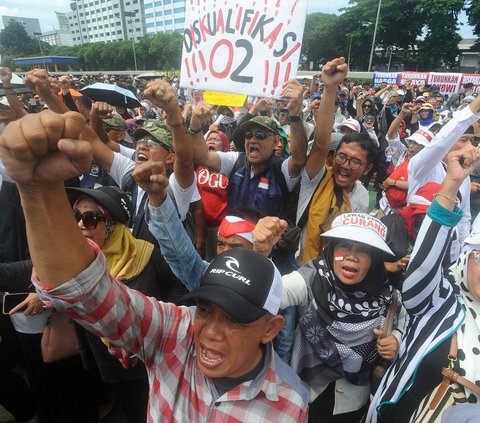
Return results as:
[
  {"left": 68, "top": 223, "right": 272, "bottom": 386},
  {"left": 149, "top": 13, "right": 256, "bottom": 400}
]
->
[
  {"left": 0, "top": 19, "right": 38, "bottom": 58},
  {"left": 465, "top": 0, "right": 480, "bottom": 50}
]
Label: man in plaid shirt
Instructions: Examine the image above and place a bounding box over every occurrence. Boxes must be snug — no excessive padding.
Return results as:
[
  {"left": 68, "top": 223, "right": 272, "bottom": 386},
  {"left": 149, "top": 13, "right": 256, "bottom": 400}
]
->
[{"left": 0, "top": 110, "right": 309, "bottom": 422}]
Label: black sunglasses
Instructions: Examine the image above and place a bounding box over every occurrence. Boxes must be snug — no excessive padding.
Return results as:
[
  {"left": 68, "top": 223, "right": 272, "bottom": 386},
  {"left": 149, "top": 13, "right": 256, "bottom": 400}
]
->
[
  {"left": 74, "top": 210, "right": 106, "bottom": 229},
  {"left": 244, "top": 130, "right": 274, "bottom": 141}
]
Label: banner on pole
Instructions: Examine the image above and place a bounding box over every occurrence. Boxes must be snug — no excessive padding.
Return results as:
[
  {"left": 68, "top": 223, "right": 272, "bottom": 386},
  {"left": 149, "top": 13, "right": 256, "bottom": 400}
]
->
[{"left": 180, "top": 0, "right": 308, "bottom": 99}]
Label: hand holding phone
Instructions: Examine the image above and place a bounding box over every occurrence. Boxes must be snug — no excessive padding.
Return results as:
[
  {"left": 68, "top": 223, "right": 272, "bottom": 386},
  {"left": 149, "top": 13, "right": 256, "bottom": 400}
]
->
[{"left": 2, "top": 292, "right": 46, "bottom": 315}]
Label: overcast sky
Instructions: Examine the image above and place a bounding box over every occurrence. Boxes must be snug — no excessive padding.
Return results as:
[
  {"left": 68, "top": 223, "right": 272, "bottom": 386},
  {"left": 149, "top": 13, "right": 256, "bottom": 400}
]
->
[{"left": 0, "top": 0, "right": 474, "bottom": 37}]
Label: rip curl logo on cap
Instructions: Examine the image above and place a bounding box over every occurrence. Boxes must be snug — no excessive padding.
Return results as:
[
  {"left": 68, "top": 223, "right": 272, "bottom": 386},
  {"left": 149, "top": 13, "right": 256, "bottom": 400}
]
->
[
  {"left": 208, "top": 255, "right": 251, "bottom": 285},
  {"left": 224, "top": 256, "right": 240, "bottom": 273},
  {"left": 338, "top": 213, "right": 387, "bottom": 240}
]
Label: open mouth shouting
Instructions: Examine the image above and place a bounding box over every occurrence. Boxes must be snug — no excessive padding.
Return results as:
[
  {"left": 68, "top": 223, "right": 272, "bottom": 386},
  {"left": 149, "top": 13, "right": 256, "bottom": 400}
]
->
[
  {"left": 197, "top": 344, "right": 225, "bottom": 370},
  {"left": 340, "top": 263, "right": 358, "bottom": 280},
  {"left": 136, "top": 152, "right": 149, "bottom": 162}
]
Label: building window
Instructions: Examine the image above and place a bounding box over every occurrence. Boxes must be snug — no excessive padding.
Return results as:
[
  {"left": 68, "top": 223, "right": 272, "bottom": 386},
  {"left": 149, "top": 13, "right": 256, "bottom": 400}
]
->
[
  {"left": 145, "top": 3, "right": 152, "bottom": 8},
  {"left": 165, "top": 19, "right": 172, "bottom": 24},
  {"left": 155, "top": 11, "right": 163, "bottom": 16},
  {"left": 174, "top": 18, "right": 185, "bottom": 24},
  {"left": 165, "top": 10, "right": 172, "bottom": 15},
  {"left": 154, "top": 1, "right": 162, "bottom": 5},
  {"left": 174, "top": 7, "right": 185, "bottom": 13},
  {"left": 146, "top": 22, "right": 155, "bottom": 28}
]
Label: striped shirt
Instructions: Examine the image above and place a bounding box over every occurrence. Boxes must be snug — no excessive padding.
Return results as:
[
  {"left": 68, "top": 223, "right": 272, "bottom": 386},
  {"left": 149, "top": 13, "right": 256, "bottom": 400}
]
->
[
  {"left": 33, "top": 242, "right": 308, "bottom": 423},
  {"left": 366, "top": 202, "right": 465, "bottom": 422}
]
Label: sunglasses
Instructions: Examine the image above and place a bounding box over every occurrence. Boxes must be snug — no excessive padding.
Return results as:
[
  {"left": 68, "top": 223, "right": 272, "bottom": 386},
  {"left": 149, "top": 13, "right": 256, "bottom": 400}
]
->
[
  {"left": 244, "top": 130, "right": 274, "bottom": 141},
  {"left": 136, "top": 138, "right": 161, "bottom": 149},
  {"left": 74, "top": 210, "right": 106, "bottom": 229}
]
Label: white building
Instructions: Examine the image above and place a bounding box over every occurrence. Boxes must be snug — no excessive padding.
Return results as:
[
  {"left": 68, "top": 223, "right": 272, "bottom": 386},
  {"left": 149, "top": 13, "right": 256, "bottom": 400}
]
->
[
  {"left": 67, "top": 0, "right": 145, "bottom": 46},
  {"left": 1, "top": 15, "right": 41, "bottom": 37},
  {"left": 144, "top": 0, "right": 186, "bottom": 35},
  {"left": 39, "top": 30, "right": 74, "bottom": 47}
]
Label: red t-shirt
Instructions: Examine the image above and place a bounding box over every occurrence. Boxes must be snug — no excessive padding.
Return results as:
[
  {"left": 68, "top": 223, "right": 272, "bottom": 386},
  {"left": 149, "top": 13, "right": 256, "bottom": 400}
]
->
[{"left": 196, "top": 166, "right": 229, "bottom": 227}]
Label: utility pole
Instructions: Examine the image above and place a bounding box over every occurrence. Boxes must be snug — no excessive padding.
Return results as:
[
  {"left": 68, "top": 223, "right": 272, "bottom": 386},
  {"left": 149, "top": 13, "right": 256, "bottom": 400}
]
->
[
  {"left": 368, "top": 0, "right": 382, "bottom": 72},
  {"left": 124, "top": 11, "right": 138, "bottom": 71}
]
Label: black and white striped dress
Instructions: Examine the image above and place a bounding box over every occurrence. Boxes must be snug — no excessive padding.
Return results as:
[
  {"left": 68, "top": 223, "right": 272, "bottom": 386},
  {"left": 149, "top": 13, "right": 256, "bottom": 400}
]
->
[{"left": 365, "top": 214, "right": 465, "bottom": 422}]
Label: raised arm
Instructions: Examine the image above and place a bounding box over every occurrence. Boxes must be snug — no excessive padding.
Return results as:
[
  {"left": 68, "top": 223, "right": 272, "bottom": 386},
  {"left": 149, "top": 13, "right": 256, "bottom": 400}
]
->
[
  {"left": 387, "top": 102, "right": 411, "bottom": 141},
  {"left": 280, "top": 79, "right": 308, "bottom": 178},
  {"left": 191, "top": 101, "right": 221, "bottom": 171},
  {"left": 0, "top": 111, "right": 94, "bottom": 287},
  {"left": 305, "top": 57, "right": 348, "bottom": 179},
  {"left": 23, "top": 69, "right": 69, "bottom": 115},
  {"left": 0, "top": 67, "right": 27, "bottom": 118},
  {"left": 144, "top": 79, "right": 194, "bottom": 189},
  {"left": 403, "top": 144, "right": 480, "bottom": 316}
]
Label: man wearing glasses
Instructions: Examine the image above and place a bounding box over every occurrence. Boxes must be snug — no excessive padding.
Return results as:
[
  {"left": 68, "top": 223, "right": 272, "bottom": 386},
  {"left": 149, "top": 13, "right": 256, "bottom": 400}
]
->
[
  {"left": 192, "top": 81, "right": 308, "bottom": 218},
  {"left": 298, "top": 57, "right": 377, "bottom": 263}
]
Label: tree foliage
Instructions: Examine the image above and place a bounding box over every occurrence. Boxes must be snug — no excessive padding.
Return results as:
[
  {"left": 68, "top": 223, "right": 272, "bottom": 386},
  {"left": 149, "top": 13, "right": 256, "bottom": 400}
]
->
[
  {"left": 0, "top": 23, "right": 183, "bottom": 71},
  {"left": 301, "top": 0, "right": 477, "bottom": 71}
]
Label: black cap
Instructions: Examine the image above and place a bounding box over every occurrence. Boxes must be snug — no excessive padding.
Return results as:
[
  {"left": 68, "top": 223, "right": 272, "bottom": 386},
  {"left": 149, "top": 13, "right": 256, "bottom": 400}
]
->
[
  {"left": 181, "top": 248, "right": 282, "bottom": 323},
  {"left": 67, "top": 186, "right": 131, "bottom": 223}
]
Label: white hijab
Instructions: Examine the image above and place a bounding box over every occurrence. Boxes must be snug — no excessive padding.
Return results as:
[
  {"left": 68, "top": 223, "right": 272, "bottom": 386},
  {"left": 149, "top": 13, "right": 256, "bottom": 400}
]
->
[{"left": 450, "top": 251, "right": 480, "bottom": 402}]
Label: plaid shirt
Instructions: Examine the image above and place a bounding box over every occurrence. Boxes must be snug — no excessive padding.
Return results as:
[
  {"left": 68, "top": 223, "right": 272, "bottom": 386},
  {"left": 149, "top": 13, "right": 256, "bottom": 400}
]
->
[{"left": 34, "top": 242, "right": 308, "bottom": 422}]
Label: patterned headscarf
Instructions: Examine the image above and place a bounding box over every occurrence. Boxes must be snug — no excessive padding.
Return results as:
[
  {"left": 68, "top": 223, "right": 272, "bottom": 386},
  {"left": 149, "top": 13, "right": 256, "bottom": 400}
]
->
[{"left": 449, "top": 252, "right": 480, "bottom": 403}]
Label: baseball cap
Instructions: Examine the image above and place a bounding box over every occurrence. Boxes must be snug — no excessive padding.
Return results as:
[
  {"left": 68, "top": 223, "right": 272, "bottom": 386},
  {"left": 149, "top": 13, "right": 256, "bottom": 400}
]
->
[
  {"left": 103, "top": 113, "right": 127, "bottom": 131},
  {"left": 322, "top": 213, "right": 394, "bottom": 256},
  {"left": 241, "top": 116, "right": 279, "bottom": 135},
  {"left": 67, "top": 186, "right": 131, "bottom": 223},
  {"left": 0, "top": 96, "right": 11, "bottom": 108},
  {"left": 133, "top": 119, "right": 174, "bottom": 152},
  {"left": 463, "top": 95, "right": 475, "bottom": 103},
  {"left": 406, "top": 129, "right": 435, "bottom": 147},
  {"left": 181, "top": 248, "right": 282, "bottom": 323},
  {"left": 218, "top": 216, "right": 256, "bottom": 244},
  {"left": 335, "top": 118, "right": 361, "bottom": 133},
  {"left": 311, "top": 92, "right": 321, "bottom": 100},
  {"left": 397, "top": 89, "right": 405, "bottom": 96},
  {"left": 419, "top": 103, "right": 434, "bottom": 111}
]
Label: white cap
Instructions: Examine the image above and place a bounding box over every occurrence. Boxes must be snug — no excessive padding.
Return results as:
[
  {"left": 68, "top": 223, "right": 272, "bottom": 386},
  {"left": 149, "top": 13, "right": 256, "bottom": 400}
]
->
[
  {"left": 406, "top": 129, "right": 435, "bottom": 147},
  {"left": 322, "top": 213, "right": 394, "bottom": 256},
  {"left": 335, "top": 118, "right": 361, "bottom": 133},
  {"left": 0, "top": 96, "right": 11, "bottom": 108},
  {"left": 463, "top": 232, "right": 480, "bottom": 252},
  {"left": 397, "top": 89, "right": 405, "bottom": 96}
]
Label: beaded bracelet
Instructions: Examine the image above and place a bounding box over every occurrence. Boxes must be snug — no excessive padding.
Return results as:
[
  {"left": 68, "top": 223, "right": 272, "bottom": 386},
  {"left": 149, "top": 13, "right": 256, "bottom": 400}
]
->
[{"left": 433, "top": 192, "right": 459, "bottom": 205}]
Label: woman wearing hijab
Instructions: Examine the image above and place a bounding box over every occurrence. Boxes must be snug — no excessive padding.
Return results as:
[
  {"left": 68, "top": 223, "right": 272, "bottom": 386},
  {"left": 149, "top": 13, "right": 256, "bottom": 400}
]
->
[
  {"left": 366, "top": 143, "right": 480, "bottom": 422},
  {"left": 68, "top": 185, "right": 187, "bottom": 422},
  {"left": 279, "top": 213, "right": 401, "bottom": 422}
]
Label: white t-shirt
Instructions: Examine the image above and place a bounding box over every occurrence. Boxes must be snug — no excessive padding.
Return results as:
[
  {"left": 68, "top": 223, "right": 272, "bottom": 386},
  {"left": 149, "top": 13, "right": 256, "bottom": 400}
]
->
[{"left": 109, "top": 152, "right": 199, "bottom": 221}]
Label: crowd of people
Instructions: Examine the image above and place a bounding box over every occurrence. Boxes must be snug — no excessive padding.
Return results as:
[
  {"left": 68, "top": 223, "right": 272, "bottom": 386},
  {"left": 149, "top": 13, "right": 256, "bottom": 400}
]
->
[{"left": 0, "top": 55, "right": 480, "bottom": 423}]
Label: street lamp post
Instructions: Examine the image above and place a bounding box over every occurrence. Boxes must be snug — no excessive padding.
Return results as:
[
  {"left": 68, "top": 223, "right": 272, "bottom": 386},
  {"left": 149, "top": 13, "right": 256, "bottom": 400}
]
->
[
  {"left": 33, "top": 32, "right": 47, "bottom": 68},
  {"left": 368, "top": 0, "right": 382, "bottom": 72},
  {"left": 124, "top": 11, "right": 138, "bottom": 71},
  {"left": 347, "top": 34, "right": 353, "bottom": 67}
]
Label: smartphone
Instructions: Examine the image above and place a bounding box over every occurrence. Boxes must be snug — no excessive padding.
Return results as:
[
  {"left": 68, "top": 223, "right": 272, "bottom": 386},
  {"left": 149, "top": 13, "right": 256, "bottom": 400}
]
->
[{"left": 2, "top": 292, "right": 30, "bottom": 315}]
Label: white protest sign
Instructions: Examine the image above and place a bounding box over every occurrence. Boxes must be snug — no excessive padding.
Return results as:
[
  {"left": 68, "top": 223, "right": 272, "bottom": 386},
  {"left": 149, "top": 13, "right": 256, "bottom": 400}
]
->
[
  {"left": 372, "top": 72, "right": 399, "bottom": 86},
  {"left": 399, "top": 72, "right": 429, "bottom": 87},
  {"left": 461, "top": 74, "right": 480, "bottom": 94},
  {"left": 427, "top": 72, "right": 462, "bottom": 95},
  {"left": 180, "top": 0, "right": 308, "bottom": 98}
]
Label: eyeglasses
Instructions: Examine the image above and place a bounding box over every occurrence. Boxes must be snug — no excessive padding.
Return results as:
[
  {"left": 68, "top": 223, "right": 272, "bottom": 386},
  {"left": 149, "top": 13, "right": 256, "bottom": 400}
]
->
[
  {"left": 244, "top": 130, "right": 274, "bottom": 141},
  {"left": 472, "top": 251, "right": 480, "bottom": 266},
  {"left": 74, "top": 210, "right": 106, "bottom": 229},
  {"left": 136, "top": 138, "right": 161, "bottom": 149},
  {"left": 334, "top": 152, "right": 366, "bottom": 170}
]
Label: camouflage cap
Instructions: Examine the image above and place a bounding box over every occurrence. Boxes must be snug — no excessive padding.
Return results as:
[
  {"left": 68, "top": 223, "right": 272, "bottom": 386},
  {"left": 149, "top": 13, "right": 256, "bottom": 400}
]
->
[
  {"left": 102, "top": 113, "right": 127, "bottom": 130},
  {"left": 133, "top": 119, "right": 174, "bottom": 152},
  {"left": 240, "top": 116, "right": 279, "bottom": 135}
]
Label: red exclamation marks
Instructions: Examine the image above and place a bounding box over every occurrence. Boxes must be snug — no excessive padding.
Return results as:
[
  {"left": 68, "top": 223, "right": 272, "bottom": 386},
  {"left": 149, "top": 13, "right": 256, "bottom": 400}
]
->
[
  {"left": 271, "top": 62, "right": 280, "bottom": 96},
  {"left": 284, "top": 62, "right": 292, "bottom": 82},
  {"left": 275, "top": 0, "right": 280, "bottom": 17},
  {"left": 192, "top": 52, "right": 198, "bottom": 73},
  {"left": 263, "top": 60, "right": 269, "bottom": 93},
  {"left": 198, "top": 50, "right": 208, "bottom": 82},
  {"left": 247, "top": 11, "right": 259, "bottom": 36},
  {"left": 235, "top": 7, "right": 243, "bottom": 31},
  {"left": 185, "top": 57, "right": 193, "bottom": 86},
  {"left": 288, "top": 0, "right": 300, "bottom": 24}
]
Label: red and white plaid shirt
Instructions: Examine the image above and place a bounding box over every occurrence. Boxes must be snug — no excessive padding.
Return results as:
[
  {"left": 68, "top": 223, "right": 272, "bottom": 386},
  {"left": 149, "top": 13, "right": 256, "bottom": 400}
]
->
[{"left": 34, "top": 242, "right": 308, "bottom": 422}]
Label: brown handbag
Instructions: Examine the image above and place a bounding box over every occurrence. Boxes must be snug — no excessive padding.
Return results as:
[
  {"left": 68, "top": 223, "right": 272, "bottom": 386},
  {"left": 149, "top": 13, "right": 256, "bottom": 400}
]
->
[{"left": 41, "top": 310, "right": 79, "bottom": 363}]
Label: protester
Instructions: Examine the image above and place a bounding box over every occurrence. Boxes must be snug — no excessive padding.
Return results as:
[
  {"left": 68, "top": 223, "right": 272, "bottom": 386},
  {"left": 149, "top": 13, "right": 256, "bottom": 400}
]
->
[
  {"left": 0, "top": 109, "right": 309, "bottom": 421},
  {"left": 366, "top": 143, "right": 480, "bottom": 423},
  {"left": 297, "top": 57, "right": 374, "bottom": 263}
]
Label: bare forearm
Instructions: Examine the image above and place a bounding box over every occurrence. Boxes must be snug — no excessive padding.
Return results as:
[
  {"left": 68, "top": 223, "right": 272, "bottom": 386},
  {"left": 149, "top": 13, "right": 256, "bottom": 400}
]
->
[
  {"left": 18, "top": 185, "right": 95, "bottom": 287},
  {"left": 387, "top": 111, "right": 406, "bottom": 140},
  {"left": 169, "top": 113, "right": 194, "bottom": 189},
  {"left": 3, "top": 88, "right": 27, "bottom": 118},
  {"left": 288, "top": 120, "right": 307, "bottom": 177}
]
